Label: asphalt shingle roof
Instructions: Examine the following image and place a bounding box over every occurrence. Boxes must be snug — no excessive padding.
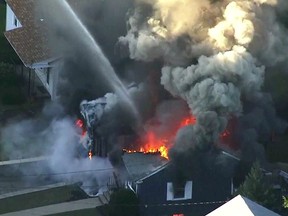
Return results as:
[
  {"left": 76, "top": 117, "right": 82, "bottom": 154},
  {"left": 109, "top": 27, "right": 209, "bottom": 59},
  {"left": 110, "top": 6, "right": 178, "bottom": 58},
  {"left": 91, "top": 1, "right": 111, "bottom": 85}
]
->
[
  {"left": 4, "top": 0, "right": 50, "bottom": 66},
  {"left": 122, "top": 152, "right": 168, "bottom": 181}
]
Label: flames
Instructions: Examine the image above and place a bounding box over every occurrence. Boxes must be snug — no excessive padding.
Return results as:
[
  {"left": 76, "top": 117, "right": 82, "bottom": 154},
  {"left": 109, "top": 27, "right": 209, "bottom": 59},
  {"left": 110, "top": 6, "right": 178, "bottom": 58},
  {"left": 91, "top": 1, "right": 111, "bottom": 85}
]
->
[
  {"left": 76, "top": 119, "right": 92, "bottom": 159},
  {"left": 76, "top": 119, "right": 87, "bottom": 136},
  {"left": 76, "top": 116, "right": 197, "bottom": 160},
  {"left": 77, "top": 115, "right": 234, "bottom": 160},
  {"left": 124, "top": 132, "right": 169, "bottom": 158},
  {"left": 125, "top": 115, "right": 236, "bottom": 159},
  {"left": 125, "top": 116, "right": 197, "bottom": 159},
  {"left": 88, "top": 150, "right": 93, "bottom": 160},
  {"left": 180, "top": 116, "right": 197, "bottom": 127}
]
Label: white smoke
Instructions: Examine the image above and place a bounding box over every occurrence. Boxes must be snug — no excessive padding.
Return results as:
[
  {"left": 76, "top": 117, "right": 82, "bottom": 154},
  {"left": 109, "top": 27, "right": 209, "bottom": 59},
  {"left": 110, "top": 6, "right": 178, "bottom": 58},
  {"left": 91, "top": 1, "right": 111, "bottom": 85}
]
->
[
  {"left": 119, "top": 0, "right": 219, "bottom": 65},
  {"left": 0, "top": 103, "right": 113, "bottom": 195},
  {"left": 47, "top": 117, "right": 113, "bottom": 194},
  {"left": 121, "top": 0, "right": 288, "bottom": 66},
  {"left": 136, "top": 0, "right": 210, "bottom": 38},
  {"left": 208, "top": 1, "right": 255, "bottom": 50}
]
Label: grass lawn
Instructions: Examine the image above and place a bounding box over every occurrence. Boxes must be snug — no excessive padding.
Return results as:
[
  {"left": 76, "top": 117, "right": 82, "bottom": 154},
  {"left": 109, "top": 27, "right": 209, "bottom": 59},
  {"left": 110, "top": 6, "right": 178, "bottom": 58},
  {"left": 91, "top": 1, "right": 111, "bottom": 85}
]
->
[
  {"left": 0, "top": 3, "right": 21, "bottom": 63},
  {"left": 0, "top": 185, "right": 88, "bottom": 214}
]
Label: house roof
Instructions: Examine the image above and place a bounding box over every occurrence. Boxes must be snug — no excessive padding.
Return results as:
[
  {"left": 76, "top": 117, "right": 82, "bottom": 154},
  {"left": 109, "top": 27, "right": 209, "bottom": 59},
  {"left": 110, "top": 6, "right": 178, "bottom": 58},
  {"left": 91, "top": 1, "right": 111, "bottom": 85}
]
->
[
  {"left": 4, "top": 0, "right": 50, "bottom": 66},
  {"left": 206, "top": 195, "right": 280, "bottom": 216},
  {"left": 122, "top": 152, "right": 168, "bottom": 181},
  {"left": 133, "top": 150, "right": 240, "bottom": 182},
  {"left": 0, "top": 156, "right": 49, "bottom": 166},
  {"left": 0, "top": 182, "right": 94, "bottom": 215}
]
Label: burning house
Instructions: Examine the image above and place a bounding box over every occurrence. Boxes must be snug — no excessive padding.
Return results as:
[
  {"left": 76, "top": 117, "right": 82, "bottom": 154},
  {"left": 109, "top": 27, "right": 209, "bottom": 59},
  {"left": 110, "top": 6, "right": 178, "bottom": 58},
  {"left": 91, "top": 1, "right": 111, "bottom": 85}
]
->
[
  {"left": 79, "top": 96, "right": 111, "bottom": 158},
  {"left": 2, "top": 0, "right": 288, "bottom": 215},
  {"left": 130, "top": 154, "right": 238, "bottom": 216}
]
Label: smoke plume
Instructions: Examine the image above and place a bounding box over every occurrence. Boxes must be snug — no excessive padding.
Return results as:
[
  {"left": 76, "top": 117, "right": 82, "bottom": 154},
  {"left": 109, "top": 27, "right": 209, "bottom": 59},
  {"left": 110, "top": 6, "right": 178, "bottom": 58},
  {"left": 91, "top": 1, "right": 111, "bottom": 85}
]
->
[
  {"left": 1, "top": 0, "right": 288, "bottom": 195},
  {"left": 119, "top": 0, "right": 288, "bottom": 162}
]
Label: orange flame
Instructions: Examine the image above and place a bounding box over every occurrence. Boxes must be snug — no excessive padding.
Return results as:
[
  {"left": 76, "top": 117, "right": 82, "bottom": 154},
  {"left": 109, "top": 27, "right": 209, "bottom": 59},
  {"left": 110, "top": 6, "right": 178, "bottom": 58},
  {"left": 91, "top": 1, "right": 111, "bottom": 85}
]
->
[
  {"left": 179, "top": 116, "right": 197, "bottom": 127},
  {"left": 125, "top": 116, "right": 197, "bottom": 159},
  {"left": 88, "top": 150, "right": 93, "bottom": 160},
  {"left": 142, "top": 131, "right": 169, "bottom": 158}
]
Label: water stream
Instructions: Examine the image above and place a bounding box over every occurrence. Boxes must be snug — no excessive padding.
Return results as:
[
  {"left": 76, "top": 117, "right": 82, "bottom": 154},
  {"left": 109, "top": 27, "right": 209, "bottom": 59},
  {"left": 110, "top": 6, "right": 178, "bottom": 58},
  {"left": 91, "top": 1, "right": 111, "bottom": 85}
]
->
[{"left": 59, "top": 0, "right": 139, "bottom": 119}]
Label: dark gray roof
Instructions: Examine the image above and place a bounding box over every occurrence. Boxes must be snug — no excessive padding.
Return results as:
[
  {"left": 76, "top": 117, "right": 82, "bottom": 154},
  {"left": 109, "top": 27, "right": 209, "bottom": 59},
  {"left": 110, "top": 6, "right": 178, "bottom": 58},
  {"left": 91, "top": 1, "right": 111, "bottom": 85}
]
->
[{"left": 122, "top": 152, "right": 168, "bottom": 181}]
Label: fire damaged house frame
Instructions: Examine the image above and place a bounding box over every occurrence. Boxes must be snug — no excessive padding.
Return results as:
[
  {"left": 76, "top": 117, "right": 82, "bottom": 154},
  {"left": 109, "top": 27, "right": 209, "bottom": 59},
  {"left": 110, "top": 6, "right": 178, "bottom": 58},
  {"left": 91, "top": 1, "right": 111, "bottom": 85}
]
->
[{"left": 121, "top": 151, "right": 241, "bottom": 216}]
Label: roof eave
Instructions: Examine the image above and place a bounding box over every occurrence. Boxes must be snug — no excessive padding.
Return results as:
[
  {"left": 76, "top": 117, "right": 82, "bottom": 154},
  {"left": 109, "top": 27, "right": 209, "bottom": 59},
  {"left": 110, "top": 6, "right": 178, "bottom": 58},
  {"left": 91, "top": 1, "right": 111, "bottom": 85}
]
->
[
  {"left": 31, "top": 57, "right": 61, "bottom": 69},
  {"left": 4, "top": 32, "right": 31, "bottom": 67}
]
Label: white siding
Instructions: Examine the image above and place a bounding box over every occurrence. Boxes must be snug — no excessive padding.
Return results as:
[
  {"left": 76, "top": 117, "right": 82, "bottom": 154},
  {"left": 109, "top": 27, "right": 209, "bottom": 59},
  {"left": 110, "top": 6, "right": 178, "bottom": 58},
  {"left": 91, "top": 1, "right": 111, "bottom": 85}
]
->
[
  {"left": 6, "top": 4, "right": 22, "bottom": 31},
  {"left": 34, "top": 67, "right": 57, "bottom": 100}
]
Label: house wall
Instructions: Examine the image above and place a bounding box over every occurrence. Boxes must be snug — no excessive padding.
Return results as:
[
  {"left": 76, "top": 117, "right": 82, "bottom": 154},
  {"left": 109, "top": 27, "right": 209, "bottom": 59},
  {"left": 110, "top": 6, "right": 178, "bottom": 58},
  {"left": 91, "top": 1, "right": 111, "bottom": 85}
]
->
[
  {"left": 35, "top": 67, "right": 52, "bottom": 98},
  {"left": 6, "top": 4, "right": 22, "bottom": 31},
  {"left": 136, "top": 165, "right": 232, "bottom": 216},
  {"left": 13, "top": 65, "right": 50, "bottom": 100},
  {"left": 34, "top": 65, "right": 58, "bottom": 100}
]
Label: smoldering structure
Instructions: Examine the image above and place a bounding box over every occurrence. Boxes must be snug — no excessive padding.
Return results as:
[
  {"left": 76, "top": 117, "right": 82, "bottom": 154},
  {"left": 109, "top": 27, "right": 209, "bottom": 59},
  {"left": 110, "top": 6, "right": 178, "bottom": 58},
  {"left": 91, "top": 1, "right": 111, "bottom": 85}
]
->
[
  {"left": 39, "top": 0, "right": 288, "bottom": 172},
  {"left": 2, "top": 0, "right": 287, "bottom": 194}
]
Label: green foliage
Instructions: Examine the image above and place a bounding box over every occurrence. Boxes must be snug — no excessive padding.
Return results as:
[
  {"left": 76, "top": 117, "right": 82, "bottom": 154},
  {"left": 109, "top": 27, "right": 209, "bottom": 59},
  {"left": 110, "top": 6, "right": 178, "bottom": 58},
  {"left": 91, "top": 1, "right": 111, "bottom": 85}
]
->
[
  {"left": 0, "top": 4, "right": 21, "bottom": 63},
  {"left": 0, "top": 62, "right": 25, "bottom": 105},
  {"left": 1, "top": 86, "right": 25, "bottom": 105},
  {"left": 0, "top": 62, "right": 15, "bottom": 85},
  {"left": 108, "top": 189, "right": 140, "bottom": 216},
  {"left": 283, "top": 196, "right": 288, "bottom": 209},
  {"left": 235, "top": 162, "right": 280, "bottom": 210}
]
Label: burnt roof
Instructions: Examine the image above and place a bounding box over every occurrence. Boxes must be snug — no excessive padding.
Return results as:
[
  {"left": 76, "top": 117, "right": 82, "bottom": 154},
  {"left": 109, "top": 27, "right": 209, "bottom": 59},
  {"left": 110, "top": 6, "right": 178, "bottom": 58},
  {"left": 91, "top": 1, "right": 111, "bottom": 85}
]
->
[{"left": 4, "top": 0, "right": 50, "bottom": 66}]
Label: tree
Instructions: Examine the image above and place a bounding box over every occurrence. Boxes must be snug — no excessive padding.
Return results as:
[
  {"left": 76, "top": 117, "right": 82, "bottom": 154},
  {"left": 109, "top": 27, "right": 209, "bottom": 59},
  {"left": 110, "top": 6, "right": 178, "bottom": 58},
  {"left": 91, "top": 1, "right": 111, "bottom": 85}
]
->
[
  {"left": 235, "top": 162, "right": 281, "bottom": 211},
  {"left": 283, "top": 196, "right": 288, "bottom": 209},
  {"left": 108, "top": 188, "right": 140, "bottom": 216},
  {"left": 0, "top": 62, "right": 25, "bottom": 105}
]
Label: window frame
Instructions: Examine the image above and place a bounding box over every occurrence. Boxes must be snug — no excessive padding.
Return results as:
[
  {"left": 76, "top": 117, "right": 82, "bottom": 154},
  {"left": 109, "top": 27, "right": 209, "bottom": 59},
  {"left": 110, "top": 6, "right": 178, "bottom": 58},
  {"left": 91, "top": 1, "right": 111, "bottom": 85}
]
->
[{"left": 166, "top": 181, "right": 192, "bottom": 201}]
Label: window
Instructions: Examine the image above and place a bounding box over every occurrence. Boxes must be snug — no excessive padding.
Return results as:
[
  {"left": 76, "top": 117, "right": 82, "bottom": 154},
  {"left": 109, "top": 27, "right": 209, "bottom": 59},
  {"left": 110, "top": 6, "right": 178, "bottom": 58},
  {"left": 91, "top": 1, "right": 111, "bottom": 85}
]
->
[
  {"left": 173, "top": 182, "right": 185, "bottom": 198},
  {"left": 14, "top": 16, "right": 18, "bottom": 27},
  {"left": 166, "top": 181, "right": 192, "bottom": 201},
  {"left": 173, "top": 214, "right": 184, "bottom": 216},
  {"left": 46, "top": 68, "right": 51, "bottom": 84}
]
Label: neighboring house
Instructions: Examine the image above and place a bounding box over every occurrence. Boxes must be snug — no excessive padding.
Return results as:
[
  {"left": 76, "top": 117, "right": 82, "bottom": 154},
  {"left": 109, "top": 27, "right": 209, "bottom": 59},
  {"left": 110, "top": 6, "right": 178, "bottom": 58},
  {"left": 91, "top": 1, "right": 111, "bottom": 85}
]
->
[
  {"left": 206, "top": 195, "right": 280, "bottom": 216},
  {"left": 4, "top": 0, "right": 58, "bottom": 100},
  {"left": 0, "top": 156, "right": 111, "bottom": 216},
  {"left": 121, "top": 151, "right": 240, "bottom": 216},
  {"left": 0, "top": 182, "right": 108, "bottom": 216},
  {"left": 120, "top": 152, "right": 168, "bottom": 188}
]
